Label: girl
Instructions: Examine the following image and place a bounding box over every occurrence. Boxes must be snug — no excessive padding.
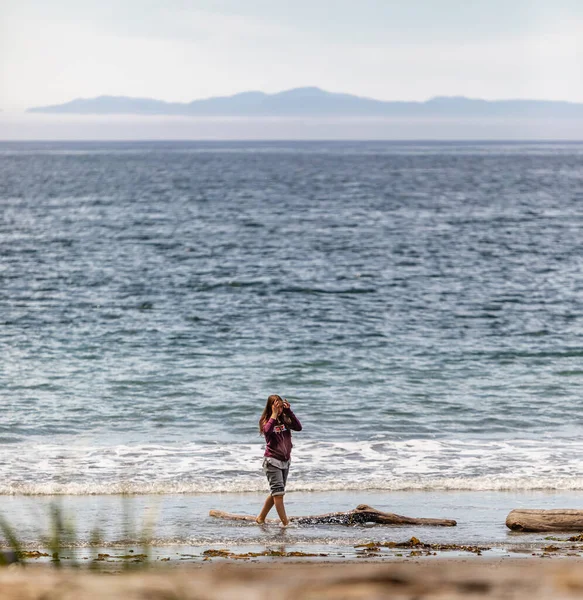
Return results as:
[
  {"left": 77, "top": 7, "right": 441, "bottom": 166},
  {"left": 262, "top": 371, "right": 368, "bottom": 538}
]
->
[{"left": 256, "top": 394, "right": 302, "bottom": 525}]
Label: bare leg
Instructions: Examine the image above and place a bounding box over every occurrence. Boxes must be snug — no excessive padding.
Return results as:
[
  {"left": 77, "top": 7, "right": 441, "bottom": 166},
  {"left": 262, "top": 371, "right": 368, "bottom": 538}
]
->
[
  {"left": 273, "top": 495, "right": 289, "bottom": 526},
  {"left": 256, "top": 495, "right": 274, "bottom": 524}
]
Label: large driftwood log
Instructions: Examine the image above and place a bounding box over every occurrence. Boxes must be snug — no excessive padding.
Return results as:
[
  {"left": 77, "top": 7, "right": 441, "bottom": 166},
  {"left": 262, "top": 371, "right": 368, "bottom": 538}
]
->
[
  {"left": 210, "top": 504, "right": 457, "bottom": 526},
  {"left": 506, "top": 509, "right": 583, "bottom": 532}
]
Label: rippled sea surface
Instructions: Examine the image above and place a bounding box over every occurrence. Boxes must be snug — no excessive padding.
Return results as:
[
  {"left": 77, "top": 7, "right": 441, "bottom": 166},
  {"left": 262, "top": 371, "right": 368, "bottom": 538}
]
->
[{"left": 1, "top": 141, "right": 583, "bottom": 497}]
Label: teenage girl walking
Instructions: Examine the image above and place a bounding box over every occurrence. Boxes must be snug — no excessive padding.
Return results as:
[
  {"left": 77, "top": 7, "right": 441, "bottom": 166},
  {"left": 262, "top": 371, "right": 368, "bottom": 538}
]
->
[{"left": 256, "top": 394, "right": 302, "bottom": 525}]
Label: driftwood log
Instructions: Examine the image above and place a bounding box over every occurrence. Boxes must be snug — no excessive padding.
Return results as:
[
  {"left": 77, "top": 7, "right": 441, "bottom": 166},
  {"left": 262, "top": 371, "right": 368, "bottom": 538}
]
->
[
  {"left": 210, "top": 504, "right": 457, "bottom": 526},
  {"left": 506, "top": 509, "right": 583, "bottom": 532}
]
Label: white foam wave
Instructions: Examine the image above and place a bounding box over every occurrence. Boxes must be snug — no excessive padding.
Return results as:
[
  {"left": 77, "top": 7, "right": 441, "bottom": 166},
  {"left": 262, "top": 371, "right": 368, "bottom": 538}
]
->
[
  {"left": 1, "top": 438, "right": 582, "bottom": 495},
  {"left": 4, "top": 476, "right": 583, "bottom": 496}
]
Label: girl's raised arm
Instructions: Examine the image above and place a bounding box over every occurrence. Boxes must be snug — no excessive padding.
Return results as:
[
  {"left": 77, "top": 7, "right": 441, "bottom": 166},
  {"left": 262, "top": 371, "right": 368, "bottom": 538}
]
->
[{"left": 285, "top": 408, "right": 302, "bottom": 431}]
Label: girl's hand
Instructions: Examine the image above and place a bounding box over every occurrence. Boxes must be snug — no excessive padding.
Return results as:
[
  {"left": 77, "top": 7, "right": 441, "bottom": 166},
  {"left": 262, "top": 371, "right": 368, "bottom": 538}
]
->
[
  {"left": 282, "top": 399, "right": 290, "bottom": 411},
  {"left": 271, "top": 399, "right": 282, "bottom": 419}
]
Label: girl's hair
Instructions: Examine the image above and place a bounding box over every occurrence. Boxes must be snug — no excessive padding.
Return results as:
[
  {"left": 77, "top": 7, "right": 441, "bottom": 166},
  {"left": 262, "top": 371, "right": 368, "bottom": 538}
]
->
[{"left": 259, "top": 394, "right": 291, "bottom": 434}]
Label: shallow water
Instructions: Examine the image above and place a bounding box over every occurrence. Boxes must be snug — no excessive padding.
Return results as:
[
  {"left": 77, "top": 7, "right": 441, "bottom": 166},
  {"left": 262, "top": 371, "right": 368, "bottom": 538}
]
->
[{"left": 1, "top": 490, "right": 580, "bottom": 556}]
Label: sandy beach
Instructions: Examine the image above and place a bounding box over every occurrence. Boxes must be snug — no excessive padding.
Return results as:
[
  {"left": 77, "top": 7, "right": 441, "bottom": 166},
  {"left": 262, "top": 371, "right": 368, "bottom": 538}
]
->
[
  {"left": 5, "top": 532, "right": 583, "bottom": 599},
  {"left": 4, "top": 558, "right": 583, "bottom": 599}
]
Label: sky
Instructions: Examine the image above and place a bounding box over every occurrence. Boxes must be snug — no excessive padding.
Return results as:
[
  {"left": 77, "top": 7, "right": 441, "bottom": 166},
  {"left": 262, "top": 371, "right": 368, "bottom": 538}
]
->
[{"left": 1, "top": 0, "right": 583, "bottom": 112}]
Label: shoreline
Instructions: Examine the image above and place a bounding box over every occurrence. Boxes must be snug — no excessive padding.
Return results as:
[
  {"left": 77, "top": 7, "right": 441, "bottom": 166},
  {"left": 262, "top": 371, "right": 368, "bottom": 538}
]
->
[
  {"left": 8, "top": 533, "right": 583, "bottom": 567},
  {"left": 4, "top": 489, "right": 583, "bottom": 567}
]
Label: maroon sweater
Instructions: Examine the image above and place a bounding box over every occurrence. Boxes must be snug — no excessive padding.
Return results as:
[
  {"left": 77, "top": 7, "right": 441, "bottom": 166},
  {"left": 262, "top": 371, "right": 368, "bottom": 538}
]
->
[{"left": 262, "top": 409, "right": 302, "bottom": 462}]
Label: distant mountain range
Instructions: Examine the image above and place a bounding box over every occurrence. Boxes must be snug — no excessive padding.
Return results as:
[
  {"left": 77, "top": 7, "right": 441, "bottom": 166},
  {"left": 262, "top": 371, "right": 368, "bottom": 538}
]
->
[{"left": 27, "top": 87, "right": 583, "bottom": 118}]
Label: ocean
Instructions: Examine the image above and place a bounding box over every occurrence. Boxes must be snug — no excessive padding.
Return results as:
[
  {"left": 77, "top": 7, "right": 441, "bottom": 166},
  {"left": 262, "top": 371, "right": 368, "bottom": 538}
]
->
[{"left": 1, "top": 140, "right": 582, "bottom": 555}]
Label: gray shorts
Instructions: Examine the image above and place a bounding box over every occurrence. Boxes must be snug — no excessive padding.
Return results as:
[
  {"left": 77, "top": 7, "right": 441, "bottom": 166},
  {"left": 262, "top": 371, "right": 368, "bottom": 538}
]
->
[{"left": 263, "top": 457, "right": 290, "bottom": 496}]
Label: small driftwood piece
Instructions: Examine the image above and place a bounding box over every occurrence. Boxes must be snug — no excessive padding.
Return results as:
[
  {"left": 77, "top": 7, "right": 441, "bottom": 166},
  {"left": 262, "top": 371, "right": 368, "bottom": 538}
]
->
[
  {"left": 209, "top": 504, "right": 457, "bottom": 527},
  {"left": 506, "top": 509, "right": 583, "bottom": 532}
]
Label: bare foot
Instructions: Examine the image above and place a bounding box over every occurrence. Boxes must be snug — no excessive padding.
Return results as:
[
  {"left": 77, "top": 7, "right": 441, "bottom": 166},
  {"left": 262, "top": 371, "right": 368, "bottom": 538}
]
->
[
  {"left": 255, "top": 517, "right": 265, "bottom": 525},
  {"left": 280, "top": 519, "right": 289, "bottom": 527}
]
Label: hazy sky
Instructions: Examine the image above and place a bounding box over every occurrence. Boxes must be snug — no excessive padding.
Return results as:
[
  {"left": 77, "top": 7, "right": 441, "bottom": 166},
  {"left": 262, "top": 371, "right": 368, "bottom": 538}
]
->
[{"left": 1, "top": 0, "right": 583, "bottom": 111}]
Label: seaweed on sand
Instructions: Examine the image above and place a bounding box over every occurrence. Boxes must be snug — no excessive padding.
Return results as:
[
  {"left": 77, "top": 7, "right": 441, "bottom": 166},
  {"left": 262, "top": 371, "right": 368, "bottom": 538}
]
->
[{"left": 355, "top": 537, "right": 490, "bottom": 555}]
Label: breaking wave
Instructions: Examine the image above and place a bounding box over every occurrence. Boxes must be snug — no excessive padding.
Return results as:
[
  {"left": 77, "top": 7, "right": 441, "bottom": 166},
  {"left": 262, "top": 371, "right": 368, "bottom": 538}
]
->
[{"left": 1, "top": 438, "right": 582, "bottom": 495}]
